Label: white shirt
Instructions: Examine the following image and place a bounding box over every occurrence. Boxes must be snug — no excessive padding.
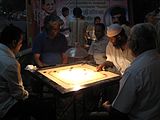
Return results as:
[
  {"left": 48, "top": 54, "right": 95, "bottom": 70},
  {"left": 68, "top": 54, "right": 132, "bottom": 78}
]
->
[
  {"left": 60, "top": 15, "right": 70, "bottom": 41},
  {"left": 69, "top": 18, "right": 88, "bottom": 47},
  {"left": 60, "top": 15, "right": 70, "bottom": 29},
  {"left": 0, "top": 43, "right": 28, "bottom": 118},
  {"left": 112, "top": 49, "right": 160, "bottom": 120},
  {"left": 106, "top": 41, "right": 134, "bottom": 74},
  {"left": 88, "top": 36, "right": 108, "bottom": 64}
]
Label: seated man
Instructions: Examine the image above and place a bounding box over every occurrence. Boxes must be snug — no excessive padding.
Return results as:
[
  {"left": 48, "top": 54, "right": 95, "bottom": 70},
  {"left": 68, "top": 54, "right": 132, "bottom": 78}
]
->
[
  {"left": 32, "top": 15, "right": 68, "bottom": 67},
  {"left": 0, "top": 25, "right": 55, "bottom": 120},
  {"left": 88, "top": 23, "right": 160, "bottom": 120},
  {"left": 88, "top": 23, "right": 108, "bottom": 65},
  {"left": 97, "top": 24, "right": 134, "bottom": 75}
]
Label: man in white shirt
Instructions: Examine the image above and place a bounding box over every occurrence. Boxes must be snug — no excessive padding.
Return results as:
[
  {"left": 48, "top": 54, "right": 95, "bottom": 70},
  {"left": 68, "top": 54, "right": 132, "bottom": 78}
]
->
[
  {"left": 97, "top": 24, "right": 134, "bottom": 75},
  {"left": 0, "top": 25, "right": 55, "bottom": 120},
  {"left": 88, "top": 23, "right": 108, "bottom": 65},
  {"left": 69, "top": 7, "right": 88, "bottom": 47},
  {"left": 89, "top": 23, "right": 160, "bottom": 120},
  {"left": 60, "top": 7, "right": 71, "bottom": 44}
]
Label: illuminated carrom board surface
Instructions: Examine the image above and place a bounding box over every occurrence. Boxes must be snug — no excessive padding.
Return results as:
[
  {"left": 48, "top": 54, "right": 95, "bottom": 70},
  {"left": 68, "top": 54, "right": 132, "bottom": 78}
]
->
[{"left": 38, "top": 64, "right": 120, "bottom": 91}]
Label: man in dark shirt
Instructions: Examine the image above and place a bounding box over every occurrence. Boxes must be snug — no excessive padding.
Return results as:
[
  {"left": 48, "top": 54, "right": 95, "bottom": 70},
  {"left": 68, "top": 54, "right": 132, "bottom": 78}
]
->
[{"left": 32, "top": 15, "right": 68, "bottom": 67}]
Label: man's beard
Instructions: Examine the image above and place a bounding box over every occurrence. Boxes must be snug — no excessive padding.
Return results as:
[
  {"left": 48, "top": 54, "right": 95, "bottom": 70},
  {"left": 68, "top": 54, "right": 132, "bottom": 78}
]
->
[{"left": 113, "top": 39, "right": 124, "bottom": 49}]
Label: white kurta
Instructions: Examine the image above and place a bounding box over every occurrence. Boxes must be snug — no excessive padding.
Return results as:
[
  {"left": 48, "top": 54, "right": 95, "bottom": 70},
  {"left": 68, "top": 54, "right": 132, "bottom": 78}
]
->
[{"left": 106, "top": 41, "right": 134, "bottom": 74}]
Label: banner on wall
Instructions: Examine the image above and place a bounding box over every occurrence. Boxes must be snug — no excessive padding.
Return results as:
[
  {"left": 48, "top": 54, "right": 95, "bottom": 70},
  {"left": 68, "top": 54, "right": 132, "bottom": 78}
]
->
[{"left": 27, "top": 0, "right": 128, "bottom": 46}]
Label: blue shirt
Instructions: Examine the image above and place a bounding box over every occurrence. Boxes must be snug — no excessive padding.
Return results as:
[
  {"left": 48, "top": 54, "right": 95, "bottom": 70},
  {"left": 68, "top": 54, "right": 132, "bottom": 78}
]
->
[{"left": 32, "top": 32, "right": 68, "bottom": 66}]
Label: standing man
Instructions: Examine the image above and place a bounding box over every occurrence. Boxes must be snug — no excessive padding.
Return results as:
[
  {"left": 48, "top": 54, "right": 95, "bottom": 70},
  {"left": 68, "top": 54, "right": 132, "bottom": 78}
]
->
[
  {"left": 32, "top": 14, "right": 68, "bottom": 67},
  {"left": 60, "top": 7, "right": 71, "bottom": 45},
  {"left": 85, "top": 16, "right": 101, "bottom": 45},
  {"left": 69, "top": 7, "right": 88, "bottom": 47},
  {"left": 110, "top": 6, "right": 130, "bottom": 36}
]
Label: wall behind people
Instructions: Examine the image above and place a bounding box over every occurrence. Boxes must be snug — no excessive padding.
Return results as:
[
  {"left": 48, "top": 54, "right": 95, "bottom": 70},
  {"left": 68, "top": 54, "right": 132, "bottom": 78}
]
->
[
  {"left": 27, "top": 0, "right": 128, "bottom": 46},
  {"left": 26, "top": 0, "right": 57, "bottom": 47}
]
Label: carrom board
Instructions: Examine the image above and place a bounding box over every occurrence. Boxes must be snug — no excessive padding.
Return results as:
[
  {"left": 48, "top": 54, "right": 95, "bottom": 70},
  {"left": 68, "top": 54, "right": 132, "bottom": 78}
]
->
[{"left": 37, "top": 63, "right": 120, "bottom": 90}]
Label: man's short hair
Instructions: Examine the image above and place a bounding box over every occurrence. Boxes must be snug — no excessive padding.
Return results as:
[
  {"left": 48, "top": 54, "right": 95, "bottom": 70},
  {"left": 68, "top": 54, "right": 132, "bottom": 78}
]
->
[
  {"left": 95, "top": 23, "right": 105, "bottom": 31},
  {"left": 94, "top": 16, "right": 101, "bottom": 21},
  {"left": 62, "top": 7, "right": 69, "bottom": 13},
  {"left": 0, "top": 24, "right": 23, "bottom": 49},
  {"left": 44, "top": 14, "right": 62, "bottom": 32},
  {"left": 73, "top": 7, "right": 82, "bottom": 18},
  {"left": 110, "top": 6, "right": 126, "bottom": 17},
  {"left": 128, "top": 23, "right": 157, "bottom": 55}
]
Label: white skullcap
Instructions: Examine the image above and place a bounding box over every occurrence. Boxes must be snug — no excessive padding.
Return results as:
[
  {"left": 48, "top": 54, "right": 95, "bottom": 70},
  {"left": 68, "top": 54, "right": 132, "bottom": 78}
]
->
[{"left": 107, "top": 24, "right": 122, "bottom": 37}]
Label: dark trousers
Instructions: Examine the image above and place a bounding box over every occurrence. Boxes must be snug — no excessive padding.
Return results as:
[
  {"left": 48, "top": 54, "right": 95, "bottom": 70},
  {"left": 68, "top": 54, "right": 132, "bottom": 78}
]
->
[{"left": 2, "top": 95, "right": 56, "bottom": 120}]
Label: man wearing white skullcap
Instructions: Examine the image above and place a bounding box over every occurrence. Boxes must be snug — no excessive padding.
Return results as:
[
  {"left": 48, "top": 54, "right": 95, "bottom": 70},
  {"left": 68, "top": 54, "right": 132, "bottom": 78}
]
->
[
  {"left": 97, "top": 23, "right": 134, "bottom": 75},
  {"left": 107, "top": 23, "right": 122, "bottom": 37}
]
